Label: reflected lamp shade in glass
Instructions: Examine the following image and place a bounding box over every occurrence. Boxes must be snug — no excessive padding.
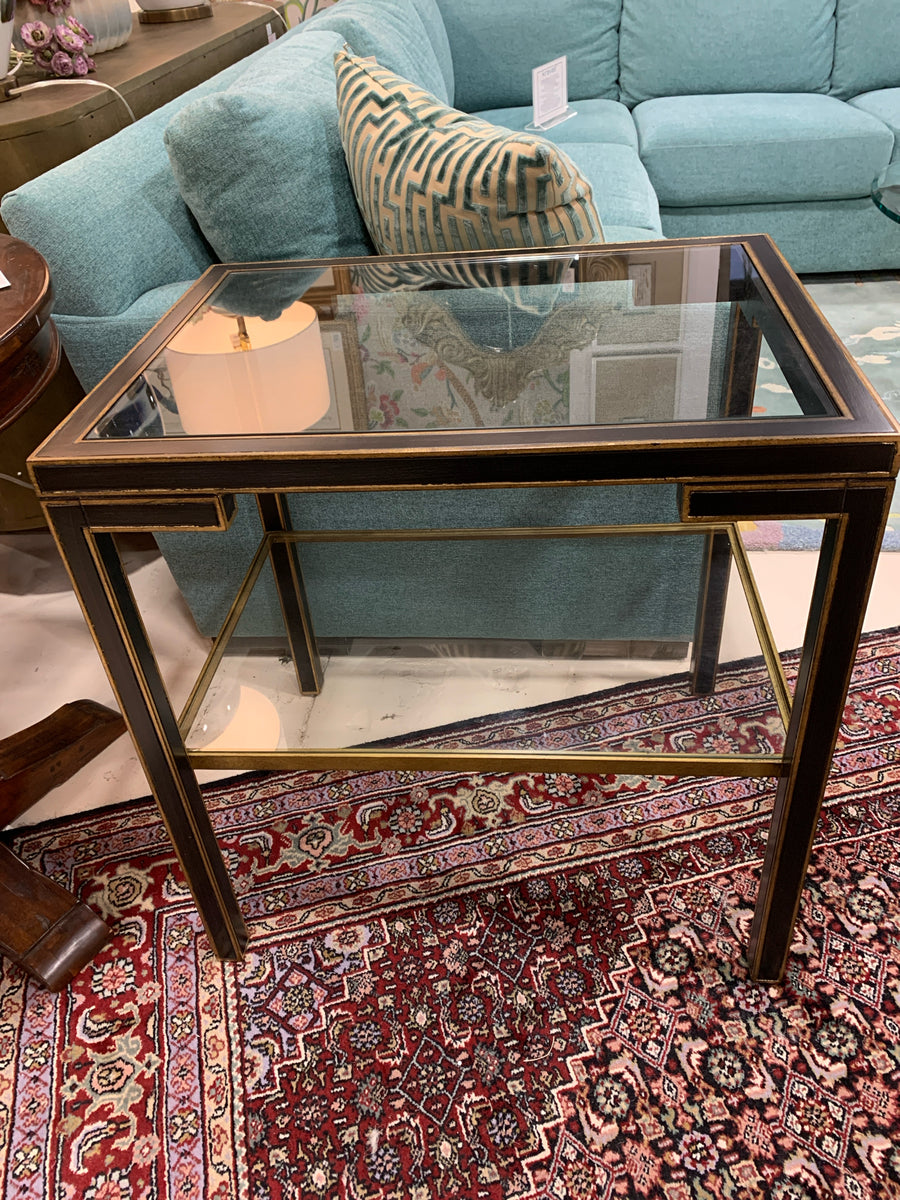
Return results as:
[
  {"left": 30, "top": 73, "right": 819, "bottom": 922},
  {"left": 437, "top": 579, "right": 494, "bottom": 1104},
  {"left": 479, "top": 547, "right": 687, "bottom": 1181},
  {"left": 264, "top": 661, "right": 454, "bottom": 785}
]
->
[{"left": 165, "top": 301, "right": 332, "bottom": 435}]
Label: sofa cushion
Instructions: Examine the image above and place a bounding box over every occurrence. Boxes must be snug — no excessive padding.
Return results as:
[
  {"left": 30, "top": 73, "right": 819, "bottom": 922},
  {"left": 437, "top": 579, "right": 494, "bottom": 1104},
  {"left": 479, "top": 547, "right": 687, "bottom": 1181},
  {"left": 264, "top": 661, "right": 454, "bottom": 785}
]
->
[
  {"left": 163, "top": 31, "right": 372, "bottom": 267},
  {"left": 601, "top": 224, "right": 663, "bottom": 244},
  {"left": 0, "top": 49, "right": 269, "bottom": 323},
  {"left": 304, "top": 0, "right": 452, "bottom": 105},
  {"left": 849, "top": 89, "right": 900, "bottom": 161},
  {"left": 434, "top": 0, "right": 621, "bottom": 110},
  {"left": 830, "top": 0, "right": 900, "bottom": 100},
  {"left": 564, "top": 144, "right": 662, "bottom": 235},
  {"left": 334, "top": 50, "right": 604, "bottom": 261},
  {"left": 660, "top": 197, "right": 900, "bottom": 274},
  {"left": 619, "top": 0, "right": 835, "bottom": 107},
  {"left": 472, "top": 99, "right": 639, "bottom": 150},
  {"left": 634, "top": 94, "right": 893, "bottom": 206}
]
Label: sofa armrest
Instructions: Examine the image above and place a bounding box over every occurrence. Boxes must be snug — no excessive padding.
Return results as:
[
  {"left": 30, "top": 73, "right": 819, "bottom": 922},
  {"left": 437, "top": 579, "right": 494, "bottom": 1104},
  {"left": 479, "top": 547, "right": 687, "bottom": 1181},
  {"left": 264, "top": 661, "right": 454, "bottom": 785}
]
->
[{"left": 0, "top": 32, "right": 296, "bottom": 322}]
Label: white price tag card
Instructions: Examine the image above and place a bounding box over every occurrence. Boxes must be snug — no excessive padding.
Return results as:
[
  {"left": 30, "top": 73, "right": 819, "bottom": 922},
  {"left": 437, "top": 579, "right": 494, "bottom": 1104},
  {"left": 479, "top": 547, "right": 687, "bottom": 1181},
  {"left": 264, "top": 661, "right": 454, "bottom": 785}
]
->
[
  {"left": 0, "top": 271, "right": 10, "bottom": 290},
  {"left": 530, "top": 56, "right": 574, "bottom": 130}
]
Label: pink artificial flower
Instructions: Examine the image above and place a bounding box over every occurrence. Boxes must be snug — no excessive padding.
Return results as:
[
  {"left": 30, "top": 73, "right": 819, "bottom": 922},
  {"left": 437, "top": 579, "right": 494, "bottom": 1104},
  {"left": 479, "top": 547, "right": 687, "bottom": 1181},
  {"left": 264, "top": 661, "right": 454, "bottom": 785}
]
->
[
  {"left": 18, "top": 20, "right": 53, "bottom": 48},
  {"left": 53, "top": 22, "right": 84, "bottom": 51},
  {"left": 49, "top": 49, "right": 74, "bottom": 75},
  {"left": 65, "top": 15, "right": 93, "bottom": 41},
  {"left": 71, "top": 51, "right": 90, "bottom": 74},
  {"left": 46, "top": 0, "right": 72, "bottom": 13},
  {"left": 32, "top": 45, "right": 55, "bottom": 68}
]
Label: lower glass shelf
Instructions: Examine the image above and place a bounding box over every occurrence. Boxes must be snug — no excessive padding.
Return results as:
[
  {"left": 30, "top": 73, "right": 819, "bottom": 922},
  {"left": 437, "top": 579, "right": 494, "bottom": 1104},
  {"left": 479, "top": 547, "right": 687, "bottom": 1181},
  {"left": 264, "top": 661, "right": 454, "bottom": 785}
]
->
[{"left": 178, "top": 523, "right": 791, "bottom": 775}]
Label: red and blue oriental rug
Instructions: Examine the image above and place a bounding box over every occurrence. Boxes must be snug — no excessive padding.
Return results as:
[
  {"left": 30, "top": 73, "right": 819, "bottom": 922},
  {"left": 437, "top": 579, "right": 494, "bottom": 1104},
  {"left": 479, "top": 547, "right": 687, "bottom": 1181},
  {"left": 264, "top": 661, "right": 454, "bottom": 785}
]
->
[{"left": 3, "top": 628, "right": 900, "bottom": 1199}]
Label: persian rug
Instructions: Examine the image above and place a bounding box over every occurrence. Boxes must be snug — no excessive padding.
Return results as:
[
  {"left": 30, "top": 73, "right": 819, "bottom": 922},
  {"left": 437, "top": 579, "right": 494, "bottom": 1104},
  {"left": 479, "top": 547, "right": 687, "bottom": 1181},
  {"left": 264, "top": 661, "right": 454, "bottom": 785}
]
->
[
  {"left": 3, "top": 628, "right": 900, "bottom": 1200},
  {"left": 745, "top": 276, "right": 900, "bottom": 551}
]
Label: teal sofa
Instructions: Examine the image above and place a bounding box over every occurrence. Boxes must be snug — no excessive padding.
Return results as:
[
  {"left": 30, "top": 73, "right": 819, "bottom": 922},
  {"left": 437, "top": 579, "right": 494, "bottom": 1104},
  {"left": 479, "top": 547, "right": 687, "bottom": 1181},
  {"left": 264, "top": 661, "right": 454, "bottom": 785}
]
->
[
  {"left": 5, "top": 0, "right": 898, "bottom": 397},
  {"left": 2, "top": 0, "right": 898, "bottom": 648}
]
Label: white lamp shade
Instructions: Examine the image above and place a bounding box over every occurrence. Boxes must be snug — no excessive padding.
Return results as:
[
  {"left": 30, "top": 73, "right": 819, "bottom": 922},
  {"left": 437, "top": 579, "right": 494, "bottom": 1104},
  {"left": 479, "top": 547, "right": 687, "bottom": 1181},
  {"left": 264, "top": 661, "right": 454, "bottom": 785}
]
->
[{"left": 165, "top": 301, "right": 332, "bottom": 435}]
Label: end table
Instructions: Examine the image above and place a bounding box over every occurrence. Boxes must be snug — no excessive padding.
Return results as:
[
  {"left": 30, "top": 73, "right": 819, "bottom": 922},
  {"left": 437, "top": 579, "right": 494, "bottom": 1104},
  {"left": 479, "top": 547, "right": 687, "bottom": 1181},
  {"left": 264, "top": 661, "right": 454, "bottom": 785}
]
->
[{"left": 0, "top": 233, "right": 84, "bottom": 531}]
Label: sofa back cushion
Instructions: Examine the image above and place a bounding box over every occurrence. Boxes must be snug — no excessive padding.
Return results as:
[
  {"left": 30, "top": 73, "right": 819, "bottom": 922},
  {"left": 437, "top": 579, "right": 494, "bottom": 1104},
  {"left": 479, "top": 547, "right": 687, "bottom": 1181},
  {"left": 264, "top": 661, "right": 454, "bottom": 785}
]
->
[
  {"left": 407, "top": 0, "right": 455, "bottom": 102},
  {"left": 164, "top": 30, "right": 372, "bottom": 267},
  {"left": 619, "top": 0, "right": 836, "bottom": 106},
  {"left": 830, "top": 0, "right": 900, "bottom": 98},
  {"left": 434, "top": 0, "right": 621, "bottom": 110},
  {"left": 334, "top": 49, "right": 603, "bottom": 275},
  {"left": 304, "top": 0, "right": 453, "bottom": 105}
]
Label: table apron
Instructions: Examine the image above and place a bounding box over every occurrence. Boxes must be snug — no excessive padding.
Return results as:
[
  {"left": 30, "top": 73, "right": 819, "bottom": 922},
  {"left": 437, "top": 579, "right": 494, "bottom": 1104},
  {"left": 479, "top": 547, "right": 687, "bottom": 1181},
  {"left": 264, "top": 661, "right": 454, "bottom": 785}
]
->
[{"left": 39, "top": 476, "right": 893, "bottom": 531}]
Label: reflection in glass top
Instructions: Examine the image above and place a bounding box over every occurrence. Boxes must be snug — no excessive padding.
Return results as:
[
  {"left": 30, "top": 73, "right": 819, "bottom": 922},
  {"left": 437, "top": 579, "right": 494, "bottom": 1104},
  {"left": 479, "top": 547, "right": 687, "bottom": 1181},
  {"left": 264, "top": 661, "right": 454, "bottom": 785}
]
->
[
  {"left": 87, "top": 243, "right": 838, "bottom": 440},
  {"left": 873, "top": 161, "right": 900, "bottom": 224}
]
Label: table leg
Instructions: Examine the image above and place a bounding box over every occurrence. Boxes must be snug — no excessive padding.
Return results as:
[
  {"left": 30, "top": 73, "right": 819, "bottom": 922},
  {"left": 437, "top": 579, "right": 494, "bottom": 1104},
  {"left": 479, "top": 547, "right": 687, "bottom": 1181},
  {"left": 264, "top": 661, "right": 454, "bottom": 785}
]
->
[
  {"left": 257, "top": 493, "right": 322, "bottom": 695},
  {"left": 747, "top": 483, "right": 892, "bottom": 982},
  {"left": 44, "top": 504, "right": 249, "bottom": 961},
  {"left": 0, "top": 701, "right": 121, "bottom": 988},
  {"left": 690, "top": 529, "right": 731, "bottom": 694}
]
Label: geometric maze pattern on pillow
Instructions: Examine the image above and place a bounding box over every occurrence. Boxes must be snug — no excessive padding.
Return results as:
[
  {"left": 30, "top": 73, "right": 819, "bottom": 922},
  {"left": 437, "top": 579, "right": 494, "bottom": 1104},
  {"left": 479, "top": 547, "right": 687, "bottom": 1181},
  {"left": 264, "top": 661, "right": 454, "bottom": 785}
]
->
[{"left": 334, "top": 48, "right": 604, "bottom": 266}]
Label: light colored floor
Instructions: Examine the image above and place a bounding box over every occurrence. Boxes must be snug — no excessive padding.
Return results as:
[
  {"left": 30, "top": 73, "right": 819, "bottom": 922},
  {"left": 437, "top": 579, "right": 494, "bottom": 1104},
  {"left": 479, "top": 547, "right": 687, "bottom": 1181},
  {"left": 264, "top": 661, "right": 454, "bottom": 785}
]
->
[{"left": 0, "top": 526, "right": 898, "bottom": 827}]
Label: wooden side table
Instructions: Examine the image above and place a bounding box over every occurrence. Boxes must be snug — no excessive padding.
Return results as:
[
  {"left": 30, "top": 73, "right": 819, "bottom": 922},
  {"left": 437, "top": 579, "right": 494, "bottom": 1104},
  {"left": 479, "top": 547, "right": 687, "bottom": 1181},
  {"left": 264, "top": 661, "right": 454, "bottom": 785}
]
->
[
  {"left": 0, "top": 233, "right": 83, "bottom": 531},
  {"left": 0, "top": 3, "right": 280, "bottom": 205}
]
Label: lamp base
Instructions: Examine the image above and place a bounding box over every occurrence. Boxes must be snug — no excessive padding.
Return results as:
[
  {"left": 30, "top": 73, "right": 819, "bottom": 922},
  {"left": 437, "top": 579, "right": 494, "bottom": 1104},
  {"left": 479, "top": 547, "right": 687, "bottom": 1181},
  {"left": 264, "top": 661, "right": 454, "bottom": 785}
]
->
[{"left": 138, "top": 2, "right": 213, "bottom": 22}]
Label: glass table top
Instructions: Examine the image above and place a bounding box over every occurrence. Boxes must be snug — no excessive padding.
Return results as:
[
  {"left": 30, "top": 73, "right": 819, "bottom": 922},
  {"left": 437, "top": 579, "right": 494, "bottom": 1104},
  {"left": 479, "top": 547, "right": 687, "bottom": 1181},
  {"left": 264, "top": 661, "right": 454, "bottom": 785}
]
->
[
  {"left": 83, "top": 241, "right": 849, "bottom": 444},
  {"left": 873, "top": 163, "right": 900, "bottom": 224}
]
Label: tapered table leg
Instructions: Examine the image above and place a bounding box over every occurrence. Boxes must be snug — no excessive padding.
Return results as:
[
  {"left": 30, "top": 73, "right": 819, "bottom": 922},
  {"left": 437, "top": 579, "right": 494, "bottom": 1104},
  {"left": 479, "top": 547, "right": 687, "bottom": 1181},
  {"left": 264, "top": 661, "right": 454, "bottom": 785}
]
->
[
  {"left": 0, "top": 844, "right": 110, "bottom": 991},
  {"left": 44, "top": 504, "right": 249, "bottom": 961},
  {"left": 0, "top": 700, "right": 125, "bottom": 825}
]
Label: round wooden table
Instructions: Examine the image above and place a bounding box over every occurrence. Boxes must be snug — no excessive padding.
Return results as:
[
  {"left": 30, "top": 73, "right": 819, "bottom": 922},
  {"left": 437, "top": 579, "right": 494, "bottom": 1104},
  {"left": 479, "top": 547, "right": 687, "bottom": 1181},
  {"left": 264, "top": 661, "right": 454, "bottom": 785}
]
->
[
  {"left": 0, "top": 233, "right": 60, "bottom": 430},
  {"left": 0, "top": 234, "right": 83, "bottom": 530}
]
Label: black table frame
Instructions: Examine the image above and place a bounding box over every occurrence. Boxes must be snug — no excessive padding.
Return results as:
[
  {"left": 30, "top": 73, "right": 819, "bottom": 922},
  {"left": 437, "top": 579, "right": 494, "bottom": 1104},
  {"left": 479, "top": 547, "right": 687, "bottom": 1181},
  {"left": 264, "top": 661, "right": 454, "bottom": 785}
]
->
[{"left": 29, "top": 235, "right": 900, "bottom": 983}]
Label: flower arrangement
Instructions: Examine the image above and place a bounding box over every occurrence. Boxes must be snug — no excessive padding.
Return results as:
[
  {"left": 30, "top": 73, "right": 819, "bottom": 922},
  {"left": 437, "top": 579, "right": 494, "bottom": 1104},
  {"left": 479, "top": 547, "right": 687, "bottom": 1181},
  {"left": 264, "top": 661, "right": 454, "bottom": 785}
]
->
[{"left": 15, "top": 0, "right": 95, "bottom": 77}]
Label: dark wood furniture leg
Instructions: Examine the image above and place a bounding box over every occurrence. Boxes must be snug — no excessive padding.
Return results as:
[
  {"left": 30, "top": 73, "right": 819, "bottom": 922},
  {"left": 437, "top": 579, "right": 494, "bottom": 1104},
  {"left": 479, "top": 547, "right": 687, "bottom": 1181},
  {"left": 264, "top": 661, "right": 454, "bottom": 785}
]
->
[{"left": 0, "top": 700, "right": 124, "bottom": 989}]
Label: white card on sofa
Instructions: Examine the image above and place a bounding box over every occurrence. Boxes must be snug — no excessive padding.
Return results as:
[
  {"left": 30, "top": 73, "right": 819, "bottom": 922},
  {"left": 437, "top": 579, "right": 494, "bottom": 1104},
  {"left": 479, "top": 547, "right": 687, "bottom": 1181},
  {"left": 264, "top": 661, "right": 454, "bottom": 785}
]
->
[{"left": 528, "top": 56, "right": 576, "bottom": 131}]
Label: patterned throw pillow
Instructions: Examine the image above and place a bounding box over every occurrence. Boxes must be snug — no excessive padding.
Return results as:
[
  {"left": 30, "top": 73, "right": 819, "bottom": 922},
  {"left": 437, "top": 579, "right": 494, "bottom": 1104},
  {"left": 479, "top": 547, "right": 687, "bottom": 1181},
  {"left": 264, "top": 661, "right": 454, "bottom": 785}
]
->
[{"left": 334, "top": 49, "right": 604, "bottom": 266}]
